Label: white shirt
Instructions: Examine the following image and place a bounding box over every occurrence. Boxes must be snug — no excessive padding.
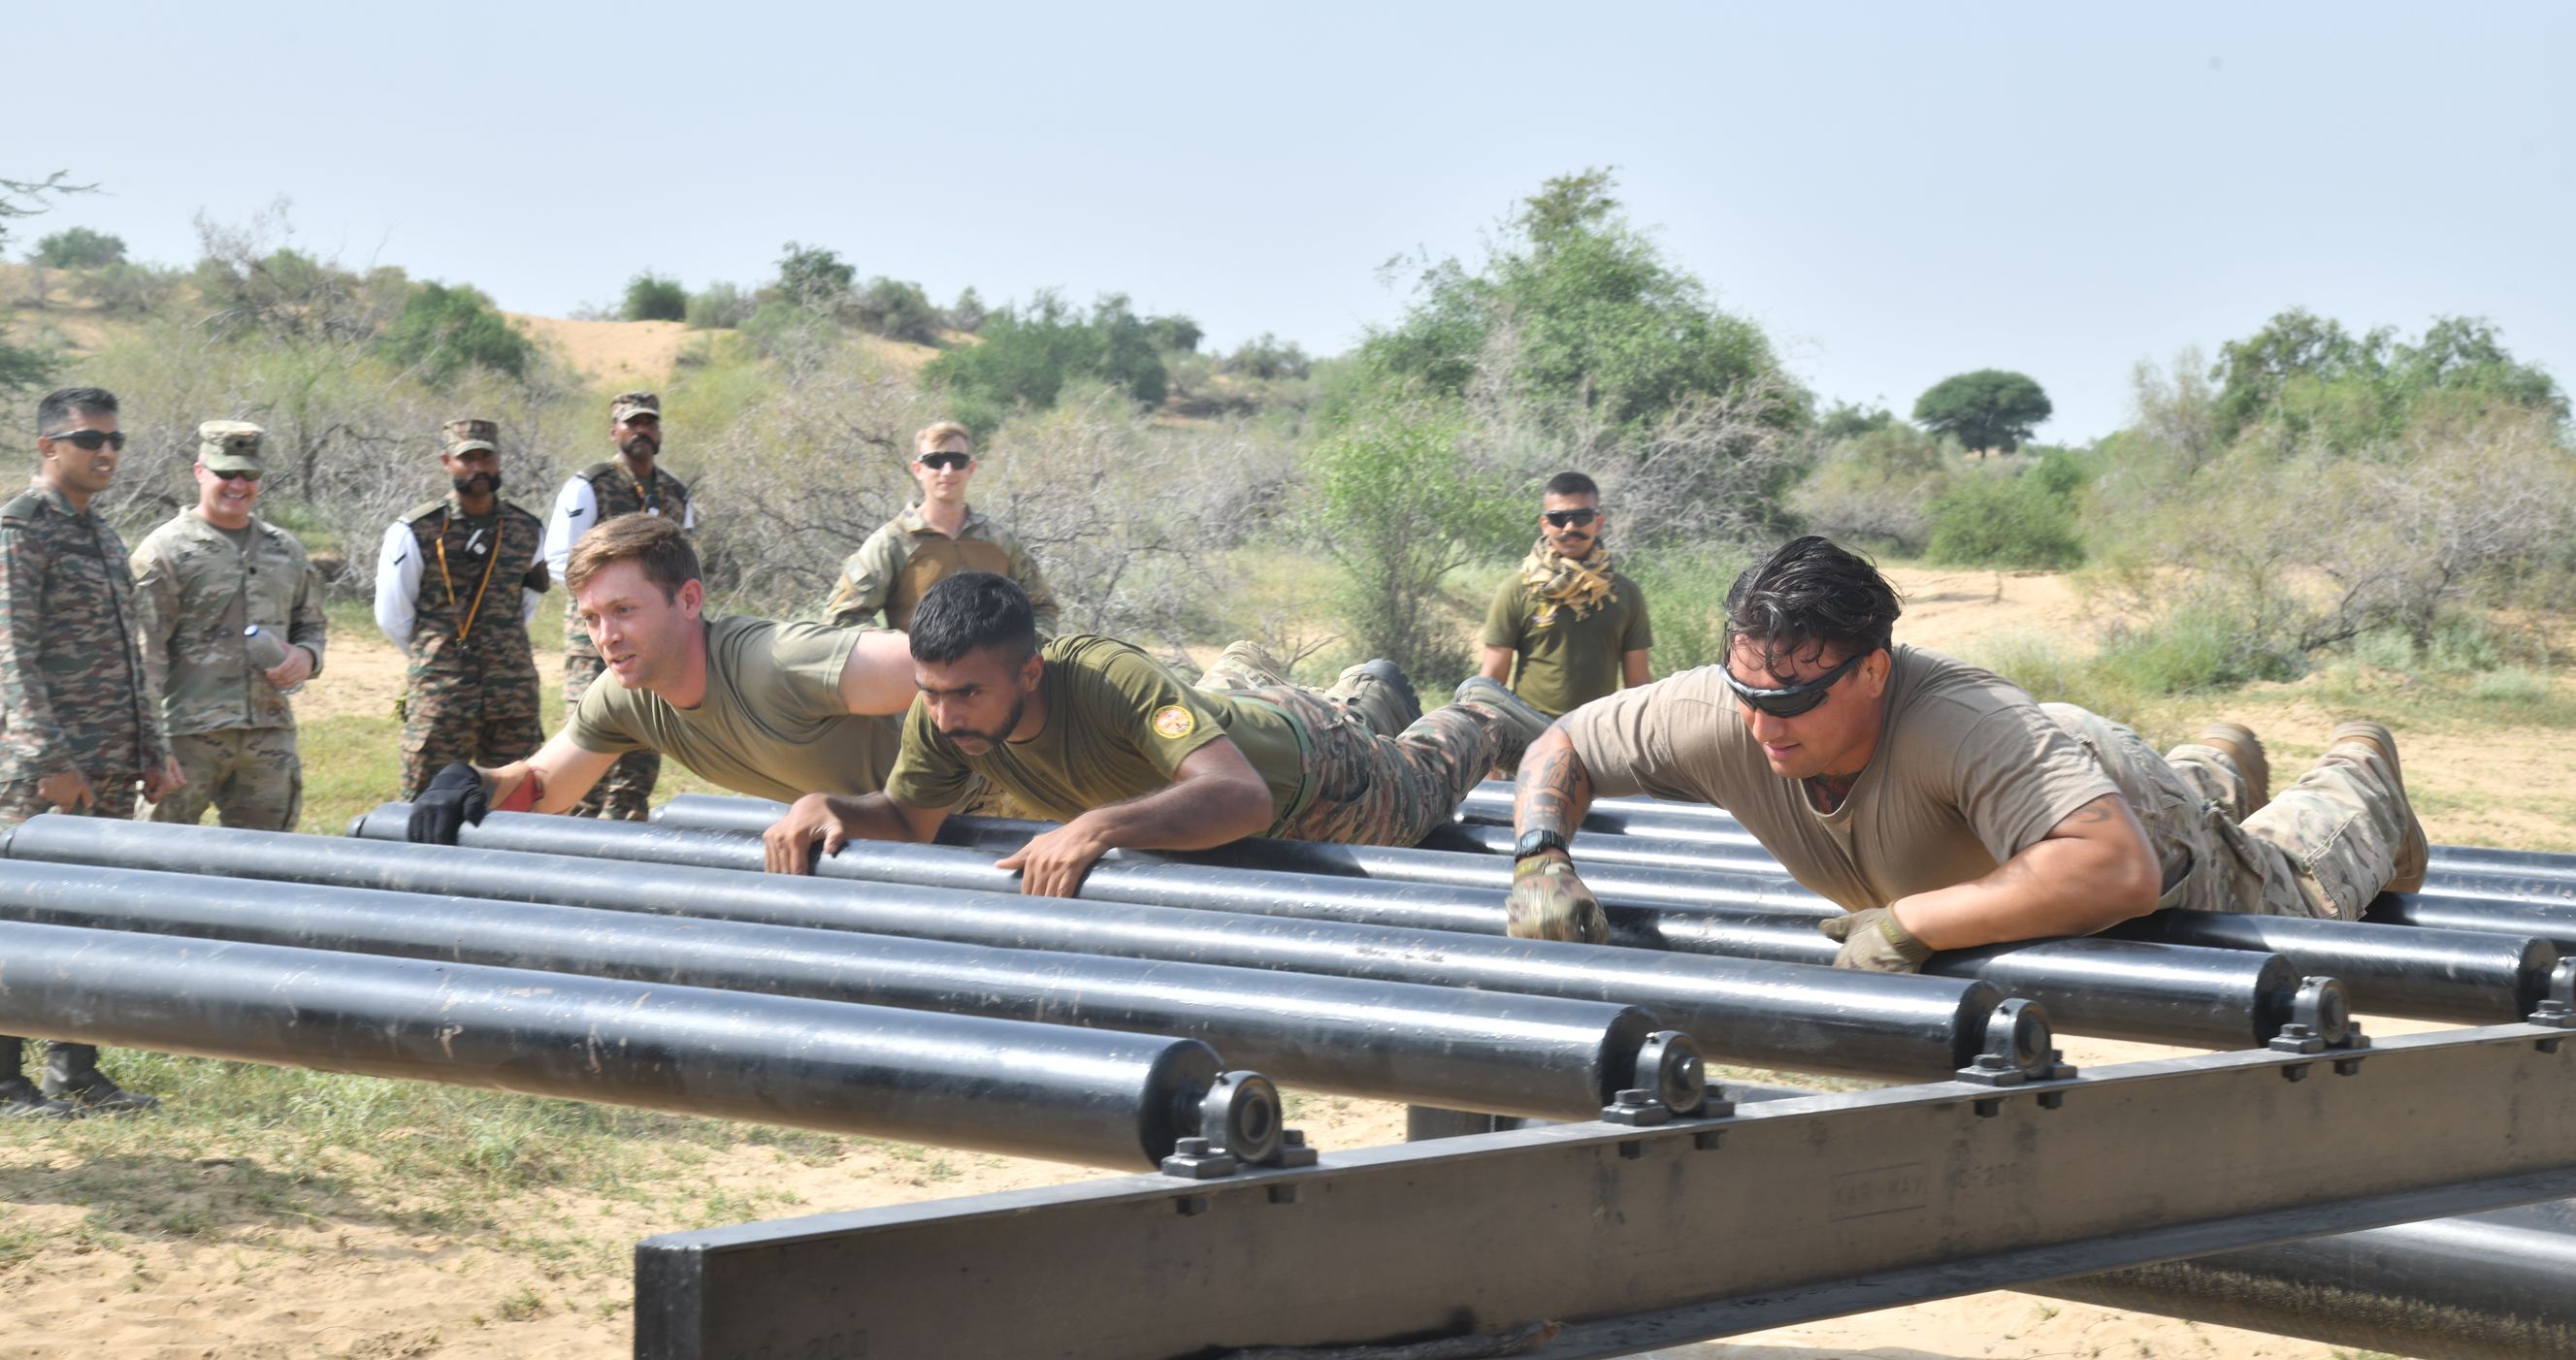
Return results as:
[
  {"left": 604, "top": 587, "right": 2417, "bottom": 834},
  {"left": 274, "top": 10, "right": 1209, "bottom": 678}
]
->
[
  {"left": 375, "top": 517, "right": 548, "bottom": 649},
  {"left": 544, "top": 468, "right": 700, "bottom": 583}
]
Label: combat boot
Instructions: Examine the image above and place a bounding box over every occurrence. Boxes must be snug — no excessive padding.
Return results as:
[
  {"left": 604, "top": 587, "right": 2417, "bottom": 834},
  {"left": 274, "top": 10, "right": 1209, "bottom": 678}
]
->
[
  {"left": 2195, "top": 721, "right": 2270, "bottom": 816},
  {"left": 2328, "top": 721, "right": 2428, "bottom": 895},
  {"left": 40, "top": 1044, "right": 159, "bottom": 1115},
  {"left": 0, "top": 1075, "right": 77, "bottom": 1120},
  {"left": 1453, "top": 676, "right": 1553, "bottom": 767},
  {"left": 1325, "top": 659, "right": 1422, "bottom": 738}
]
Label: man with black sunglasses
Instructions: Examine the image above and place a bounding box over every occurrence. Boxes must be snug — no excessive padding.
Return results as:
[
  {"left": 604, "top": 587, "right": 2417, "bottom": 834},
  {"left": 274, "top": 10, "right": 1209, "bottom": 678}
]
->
[
  {"left": 130, "top": 421, "right": 327, "bottom": 832},
  {"left": 1505, "top": 534, "right": 2426, "bottom": 973},
  {"left": 1480, "top": 471, "right": 1651, "bottom": 725},
  {"left": 824, "top": 421, "right": 1060, "bottom": 634},
  {"left": 0, "top": 386, "right": 181, "bottom": 1116},
  {"left": 543, "top": 391, "right": 696, "bottom": 821}
]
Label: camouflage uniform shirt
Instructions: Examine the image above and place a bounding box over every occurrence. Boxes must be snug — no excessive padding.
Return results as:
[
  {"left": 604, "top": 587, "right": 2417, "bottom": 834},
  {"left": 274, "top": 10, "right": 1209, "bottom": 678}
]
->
[
  {"left": 373, "top": 495, "right": 549, "bottom": 672},
  {"left": 824, "top": 505, "right": 1060, "bottom": 633},
  {"left": 130, "top": 511, "right": 327, "bottom": 734},
  {"left": 0, "top": 485, "right": 169, "bottom": 783}
]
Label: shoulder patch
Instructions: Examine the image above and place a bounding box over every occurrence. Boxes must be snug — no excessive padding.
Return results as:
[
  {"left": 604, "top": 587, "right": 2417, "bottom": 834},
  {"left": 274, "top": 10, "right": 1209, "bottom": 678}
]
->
[
  {"left": 398, "top": 500, "right": 447, "bottom": 525},
  {"left": 1151, "top": 705, "right": 1196, "bottom": 740},
  {"left": 0, "top": 490, "right": 48, "bottom": 523}
]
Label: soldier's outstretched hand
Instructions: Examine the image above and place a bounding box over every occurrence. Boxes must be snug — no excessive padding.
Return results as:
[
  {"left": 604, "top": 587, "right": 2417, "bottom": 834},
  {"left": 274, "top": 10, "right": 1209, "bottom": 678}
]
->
[
  {"left": 998, "top": 818, "right": 1111, "bottom": 898},
  {"left": 1818, "top": 906, "right": 1934, "bottom": 973},
  {"left": 762, "top": 793, "right": 849, "bottom": 874},
  {"left": 407, "top": 761, "right": 488, "bottom": 844},
  {"left": 1506, "top": 858, "right": 1609, "bottom": 944}
]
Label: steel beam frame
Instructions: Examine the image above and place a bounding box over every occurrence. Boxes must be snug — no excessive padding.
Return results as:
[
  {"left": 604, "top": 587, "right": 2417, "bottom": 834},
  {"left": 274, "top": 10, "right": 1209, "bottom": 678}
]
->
[{"left": 635, "top": 1022, "right": 2576, "bottom": 1359}]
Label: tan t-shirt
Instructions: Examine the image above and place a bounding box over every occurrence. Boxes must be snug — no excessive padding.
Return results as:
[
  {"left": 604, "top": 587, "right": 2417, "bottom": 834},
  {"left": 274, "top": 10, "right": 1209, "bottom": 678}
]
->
[
  {"left": 1482, "top": 573, "right": 1653, "bottom": 718},
  {"left": 567, "top": 615, "right": 900, "bottom": 803},
  {"left": 884, "top": 634, "right": 1307, "bottom": 823},
  {"left": 1559, "top": 645, "right": 2119, "bottom": 912}
]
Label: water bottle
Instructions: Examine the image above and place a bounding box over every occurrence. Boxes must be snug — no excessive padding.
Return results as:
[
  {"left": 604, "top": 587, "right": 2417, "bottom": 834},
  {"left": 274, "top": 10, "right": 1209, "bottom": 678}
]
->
[{"left": 244, "top": 625, "right": 305, "bottom": 696}]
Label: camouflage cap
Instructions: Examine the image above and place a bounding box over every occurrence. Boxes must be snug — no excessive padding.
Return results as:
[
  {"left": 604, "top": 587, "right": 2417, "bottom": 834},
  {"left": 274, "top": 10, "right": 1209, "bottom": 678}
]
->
[
  {"left": 198, "top": 420, "right": 266, "bottom": 473},
  {"left": 609, "top": 391, "right": 662, "bottom": 424},
  {"left": 442, "top": 418, "right": 501, "bottom": 456}
]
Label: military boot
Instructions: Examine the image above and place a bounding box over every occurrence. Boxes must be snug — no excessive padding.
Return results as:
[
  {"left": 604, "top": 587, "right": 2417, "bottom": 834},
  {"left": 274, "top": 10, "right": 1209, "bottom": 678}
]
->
[
  {"left": 1452, "top": 676, "right": 1553, "bottom": 769},
  {"left": 1325, "top": 659, "right": 1422, "bottom": 739},
  {"left": 2328, "top": 721, "right": 2428, "bottom": 895},
  {"left": 40, "top": 1044, "right": 158, "bottom": 1115},
  {"left": 2195, "top": 721, "right": 2270, "bottom": 817},
  {"left": 0, "top": 1075, "right": 77, "bottom": 1120}
]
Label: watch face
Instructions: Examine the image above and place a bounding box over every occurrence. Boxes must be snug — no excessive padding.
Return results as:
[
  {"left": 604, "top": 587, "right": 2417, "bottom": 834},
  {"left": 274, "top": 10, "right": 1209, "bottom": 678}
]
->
[{"left": 1515, "top": 829, "right": 1568, "bottom": 859}]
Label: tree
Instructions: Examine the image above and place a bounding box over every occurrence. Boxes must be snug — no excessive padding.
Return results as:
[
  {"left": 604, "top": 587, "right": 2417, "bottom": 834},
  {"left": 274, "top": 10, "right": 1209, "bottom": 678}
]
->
[
  {"left": 1912, "top": 370, "right": 2053, "bottom": 454},
  {"left": 1145, "top": 314, "right": 1203, "bottom": 354},
  {"left": 622, "top": 271, "right": 687, "bottom": 322},
  {"left": 772, "top": 242, "right": 855, "bottom": 307},
  {"left": 850, "top": 276, "right": 941, "bottom": 345},
  {"left": 948, "top": 286, "right": 988, "bottom": 334},
  {"left": 379, "top": 281, "right": 534, "bottom": 385},
  {"left": 0, "top": 171, "right": 94, "bottom": 397},
  {"left": 29, "top": 226, "right": 124, "bottom": 268},
  {"left": 923, "top": 290, "right": 1170, "bottom": 426}
]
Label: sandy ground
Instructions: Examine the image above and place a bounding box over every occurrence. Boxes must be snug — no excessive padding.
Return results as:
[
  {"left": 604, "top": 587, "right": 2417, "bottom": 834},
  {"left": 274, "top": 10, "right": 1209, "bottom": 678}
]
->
[
  {"left": 505, "top": 312, "right": 942, "bottom": 390},
  {"left": 2, "top": 535, "right": 2549, "bottom": 1350}
]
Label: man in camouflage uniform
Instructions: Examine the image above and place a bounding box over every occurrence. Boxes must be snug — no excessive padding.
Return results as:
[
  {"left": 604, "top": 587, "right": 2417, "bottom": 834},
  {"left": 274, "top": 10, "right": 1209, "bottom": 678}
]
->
[
  {"left": 131, "top": 422, "right": 328, "bottom": 830},
  {"left": 0, "top": 387, "right": 179, "bottom": 1116},
  {"left": 373, "top": 419, "right": 549, "bottom": 801},
  {"left": 543, "top": 391, "right": 693, "bottom": 820},
  {"left": 1504, "top": 534, "right": 2426, "bottom": 970},
  {"left": 763, "top": 571, "right": 1553, "bottom": 894},
  {"left": 824, "top": 421, "right": 1060, "bottom": 633}
]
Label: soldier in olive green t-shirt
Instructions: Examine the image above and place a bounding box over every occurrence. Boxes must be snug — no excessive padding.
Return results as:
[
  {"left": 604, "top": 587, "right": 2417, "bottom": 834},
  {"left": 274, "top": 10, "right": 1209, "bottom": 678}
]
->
[
  {"left": 1479, "top": 472, "right": 1651, "bottom": 718},
  {"left": 766, "top": 571, "right": 1551, "bottom": 897}
]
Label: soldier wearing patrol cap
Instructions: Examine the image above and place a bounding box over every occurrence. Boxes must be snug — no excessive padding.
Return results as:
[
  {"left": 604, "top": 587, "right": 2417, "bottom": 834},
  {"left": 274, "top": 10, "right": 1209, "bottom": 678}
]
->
[
  {"left": 130, "top": 420, "right": 329, "bottom": 830},
  {"left": 372, "top": 418, "right": 549, "bottom": 800},
  {"left": 541, "top": 391, "right": 695, "bottom": 820}
]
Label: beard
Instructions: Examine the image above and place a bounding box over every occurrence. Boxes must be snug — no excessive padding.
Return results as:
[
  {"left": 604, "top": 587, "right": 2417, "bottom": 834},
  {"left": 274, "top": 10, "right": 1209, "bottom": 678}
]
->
[
  {"left": 452, "top": 471, "right": 503, "bottom": 497},
  {"left": 620, "top": 435, "right": 660, "bottom": 459},
  {"left": 940, "top": 693, "right": 1028, "bottom": 751}
]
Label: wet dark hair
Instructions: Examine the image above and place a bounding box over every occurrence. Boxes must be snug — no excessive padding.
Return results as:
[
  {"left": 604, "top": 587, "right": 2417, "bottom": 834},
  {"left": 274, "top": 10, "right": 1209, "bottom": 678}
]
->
[
  {"left": 910, "top": 570, "right": 1038, "bottom": 665},
  {"left": 1722, "top": 535, "right": 1902, "bottom": 671},
  {"left": 1542, "top": 470, "right": 1598, "bottom": 500},
  {"left": 36, "top": 387, "right": 117, "bottom": 437}
]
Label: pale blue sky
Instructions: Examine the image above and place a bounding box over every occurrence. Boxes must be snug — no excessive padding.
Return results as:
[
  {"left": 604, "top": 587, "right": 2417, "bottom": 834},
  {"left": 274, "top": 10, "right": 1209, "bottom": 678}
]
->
[{"left": 19, "top": 2, "right": 2572, "bottom": 438}]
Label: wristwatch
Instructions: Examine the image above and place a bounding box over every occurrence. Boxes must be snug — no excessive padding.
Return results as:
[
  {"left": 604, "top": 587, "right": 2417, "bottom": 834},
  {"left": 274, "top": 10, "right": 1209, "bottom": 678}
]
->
[{"left": 1513, "top": 828, "right": 1571, "bottom": 861}]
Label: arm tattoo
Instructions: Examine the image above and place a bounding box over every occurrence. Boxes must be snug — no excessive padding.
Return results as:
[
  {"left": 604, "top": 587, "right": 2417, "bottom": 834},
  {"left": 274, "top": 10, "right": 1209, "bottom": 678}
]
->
[{"left": 1514, "top": 739, "right": 1592, "bottom": 837}]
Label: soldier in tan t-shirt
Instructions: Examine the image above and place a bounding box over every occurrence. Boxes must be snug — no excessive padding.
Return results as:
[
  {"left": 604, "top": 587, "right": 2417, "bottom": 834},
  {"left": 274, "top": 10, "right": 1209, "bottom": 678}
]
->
[
  {"left": 1506, "top": 535, "right": 2428, "bottom": 972},
  {"left": 401, "top": 515, "right": 919, "bottom": 842}
]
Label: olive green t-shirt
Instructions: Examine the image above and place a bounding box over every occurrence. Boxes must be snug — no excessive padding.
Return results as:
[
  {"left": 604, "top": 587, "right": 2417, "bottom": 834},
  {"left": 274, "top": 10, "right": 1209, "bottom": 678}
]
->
[
  {"left": 884, "top": 634, "right": 1308, "bottom": 824},
  {"left": 567, "top": 615, "right": 900, "bottom": 803},
  {"left": 1558, "top": 645, "right": 2119, "bottom": 913},
  {"left": 1482, "top": 574, "right": 1653, "bottom": 718}
]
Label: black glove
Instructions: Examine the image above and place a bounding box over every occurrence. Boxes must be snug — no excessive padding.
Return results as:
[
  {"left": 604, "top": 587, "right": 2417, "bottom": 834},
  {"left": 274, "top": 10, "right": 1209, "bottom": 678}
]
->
[{"left": 406, "top": 762, "right": 488, "bottom": 844}]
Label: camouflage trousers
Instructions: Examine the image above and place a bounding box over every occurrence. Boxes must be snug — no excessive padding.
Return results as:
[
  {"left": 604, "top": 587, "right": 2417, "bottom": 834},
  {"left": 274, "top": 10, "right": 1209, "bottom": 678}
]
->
[
  {"left": 2044, "top": 704, "right": 2411, "bottom": 921},
  {"left": 400, "top": 662, "right": 545, "bottom": 802},
  {"left": 1250, "top": 686, "right": 1516, "bottom": 849},
  {"left": 563, "top": 654, "right": 659, "bottom": 821},
  {"left": 1194, "top": 641, "right": 1418, "bottom": 739},
  {"left": 148, "top": 728, "right": 303, "bottom": 831},
  {"left": 0, "top": 781, "right": 140, "bottom": 1075}
]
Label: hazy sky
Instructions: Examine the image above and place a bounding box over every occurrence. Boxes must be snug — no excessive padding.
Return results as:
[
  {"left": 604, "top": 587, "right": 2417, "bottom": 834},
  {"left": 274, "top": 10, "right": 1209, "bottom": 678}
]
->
[{"left": 18, "top": 2, "right": 2571, "bottom": 438}]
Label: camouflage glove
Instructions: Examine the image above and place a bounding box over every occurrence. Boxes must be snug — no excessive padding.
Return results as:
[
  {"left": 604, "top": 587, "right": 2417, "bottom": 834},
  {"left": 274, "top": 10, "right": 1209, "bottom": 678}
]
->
[
  {"left": 1818, "top": 907, "right": 1933, "bottom": 973},
  {"left": 406, "top": 762, "right": 488, "bottom": 845},
  {"left": 1506, "top": 858, "right": 1609, "bottom": 945}
]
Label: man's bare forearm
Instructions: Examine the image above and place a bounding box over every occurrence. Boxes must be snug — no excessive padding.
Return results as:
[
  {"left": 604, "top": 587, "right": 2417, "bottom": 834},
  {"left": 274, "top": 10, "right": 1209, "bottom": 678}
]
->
[
  {"left": 1891, "top": 794, "right": 2163, "bottom": 949},
  {"left": 1071, "top": 775, "right": 1273, "bottom": 853},
  {"left": 826, "top": 793, "right": 938, "bottom": 844},
  {"left": 1513, "top": 727, "right": 1594, "bottom": 846}
]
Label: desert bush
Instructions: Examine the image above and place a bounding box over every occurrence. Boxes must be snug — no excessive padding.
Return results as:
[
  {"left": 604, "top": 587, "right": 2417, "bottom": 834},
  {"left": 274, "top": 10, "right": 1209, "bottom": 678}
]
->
[
  {"left": 1620, "top": 545, "right": 1749, "bottom": 677},
  {"left": 1222, "top": 333, "right": 1311, "bottom": 381},
  {"left": 849, "top": 276, "right": 941, "bottom": 345},
  {"left": 947, "top": 287, "right": 988, "bottom": 334},
  {"left": 73, "top": 261, "right": 181, "bottom": 316},
  {"left": 923, "top": 291, "right": 1168, "bottom": 430},
  {"left": 622, "top": 272, "right": 687, "bottom": 322},
  {"left": 29, "top": 226, "right": 124, "bottom": 268},
  {"left": 379, "top": 281, "right": 533, "bottom": 385},
  {"left": 685, "top": 281, "right": 752, "bottom": 330},
  {"left": 1789, "top": 420, "right": 1949, "bottom": 553},
  {"left": 1924, "top": 468, "right": 2083, "bottom": 569}
]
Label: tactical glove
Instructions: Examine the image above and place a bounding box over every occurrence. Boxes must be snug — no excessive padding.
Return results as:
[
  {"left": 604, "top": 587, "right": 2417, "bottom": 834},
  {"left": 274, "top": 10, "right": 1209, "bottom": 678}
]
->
[
  {"left": 407, "top": 761, "right": 488, "bottom": 845},
  {"left": 1818, "top": 907, "right": 1934, "bottom": 973},
  {"left": 1506, "top": 858, "right": 1609, "bottom": 945}
]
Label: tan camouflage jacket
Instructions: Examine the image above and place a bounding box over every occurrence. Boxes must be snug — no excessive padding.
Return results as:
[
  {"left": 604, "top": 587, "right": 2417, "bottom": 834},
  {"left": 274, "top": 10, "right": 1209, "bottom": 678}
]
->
[
  {"left": 0, "top": 485, "right": 170, "bottom": 783},
  {"left": 823, "top": 504, "right": 1060, "bottom": 633},
  {"left": 130, "top": 510, "right": 328, "bottom": 735}
]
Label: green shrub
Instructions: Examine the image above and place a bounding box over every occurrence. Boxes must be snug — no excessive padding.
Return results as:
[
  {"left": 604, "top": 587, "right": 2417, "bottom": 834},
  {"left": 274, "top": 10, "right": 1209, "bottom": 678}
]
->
[
  {"left": 28, "top": 226, "right": 124, "bottom": 268},
  {"left": 72, "top": 261, "right": 179, "bottom": 316},
  {"left": 622, "top": 272, "right": 687, "bottom": 322},
  {"left": 850, "top": 276, "right": 941, "bottom": 345},
  {"left": 378, "top": 280, "right": 533, "bottom": 385},
  {"left": 1925, "top": 470, "right": 2082, "bottom": 568},
  {"left": 2095, "top": 605, "right": 2302, "bottom": 695},
  {"left": 684, "top": 282, "right": 751, "bottom": 330},
  {"left": 1622, "top": 547, "right": 1746, "bottom": 676},
  {"left": 923, "top": 290, "right": 1169, "bottom": 423}
]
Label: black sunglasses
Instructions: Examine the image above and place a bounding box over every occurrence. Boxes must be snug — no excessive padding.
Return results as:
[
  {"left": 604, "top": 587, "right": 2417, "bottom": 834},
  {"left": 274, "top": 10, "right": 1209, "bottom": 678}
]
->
[
  {"left": 1719, "top": 649, "right": 1869, "bottom": 718},
  {"left": 42, "top": 429, "right": 126, "bottom": 452},
  {"left": 1543, "top": 508, "right": 1600, "bottom": 529},
  {"left": 918, "top": 452, "right": 970, "bottom": 470},
  {"left": 208, "top": 468, "right": 262, "bottom": 483}
]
